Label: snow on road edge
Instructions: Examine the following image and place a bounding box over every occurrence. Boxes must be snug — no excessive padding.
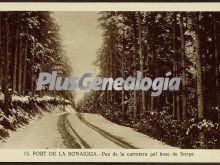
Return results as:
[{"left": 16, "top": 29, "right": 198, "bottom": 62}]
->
[{"left": 81, "top": 112, "right": 177, "bottom": 149}]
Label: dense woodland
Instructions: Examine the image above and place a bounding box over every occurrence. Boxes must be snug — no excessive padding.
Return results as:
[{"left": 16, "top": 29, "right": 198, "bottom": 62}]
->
[
  {"left": 78, "top": 12, "right": 220, "bottom": 149},
  {"left": 0, "top": 12, "right": 73, "bottom": 132}
]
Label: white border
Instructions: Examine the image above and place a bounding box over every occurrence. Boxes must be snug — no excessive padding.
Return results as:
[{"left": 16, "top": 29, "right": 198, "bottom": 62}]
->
[{"left": 0, "top": 3, "right": 219, "bottom": 11}]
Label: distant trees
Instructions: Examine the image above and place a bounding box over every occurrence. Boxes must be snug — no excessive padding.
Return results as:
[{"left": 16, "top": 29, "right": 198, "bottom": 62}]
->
[
  {"left": 0, "top": 12, "right": 73, "bottom": 117},
  {"left": 78, "top": 11, "right": 220, "bottom": 149}
]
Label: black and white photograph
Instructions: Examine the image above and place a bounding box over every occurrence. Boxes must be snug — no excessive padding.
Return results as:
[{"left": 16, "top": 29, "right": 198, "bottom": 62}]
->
[{"left": 0, "top": 10, "right": 219, "bottom": 152}]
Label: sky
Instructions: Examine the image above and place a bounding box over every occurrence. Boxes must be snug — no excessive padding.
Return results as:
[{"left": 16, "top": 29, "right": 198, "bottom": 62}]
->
[{"left": 52, "top": 12, "right": 103, "bottom": 101}]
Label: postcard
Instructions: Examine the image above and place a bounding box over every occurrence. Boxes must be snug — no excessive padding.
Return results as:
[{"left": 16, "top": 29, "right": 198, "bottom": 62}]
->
[{"left": 0, "top": 2, "right": 219, "bottom": 163}]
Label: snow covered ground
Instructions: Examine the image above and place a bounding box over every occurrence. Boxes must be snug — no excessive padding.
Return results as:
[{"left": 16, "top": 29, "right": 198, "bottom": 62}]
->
[
  {"left": 0, "top": 106, "right": 176, "bottom": 149},
  {"left": 66, "top": 111, "right": 176, "bottom": 149},
  {"left": 67, "top": 111, "right": 122, "bottom": 149},
  {"left": 0, "top": 112, "right": 66, "bottom": 149},
  {"left": 80, "top": 113, "right": 176, "bottom": 149}
]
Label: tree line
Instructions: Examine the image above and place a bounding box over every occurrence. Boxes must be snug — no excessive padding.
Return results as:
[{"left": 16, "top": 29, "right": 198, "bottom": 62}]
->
[
  {"left": 0, "top": 12, "right": 73, "bottom": 117},
  {"left": 78, "top": 12, "right": 220, "bottom": 149}
]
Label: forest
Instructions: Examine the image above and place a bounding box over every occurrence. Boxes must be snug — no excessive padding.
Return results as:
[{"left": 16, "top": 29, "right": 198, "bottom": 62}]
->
[
  {"left": 77, "top": 12, "right": 220, "bottom": 149},
  {"left": 0, "top": 12, "right": 73, "bottom": 138}
]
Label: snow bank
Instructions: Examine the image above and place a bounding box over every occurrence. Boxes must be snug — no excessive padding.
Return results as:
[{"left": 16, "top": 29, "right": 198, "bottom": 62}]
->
[
  {"left": 0, "top": 112, "right": 66, "bottom": 149},
  {"left": 12, "top": 95, "right": 29, "bottom": 103},
  {"left": 0, "top": 92, "right": 71, "bottom": 104},
  {"left": 0, "top": 94, "right": 72, "bottom": 142}
]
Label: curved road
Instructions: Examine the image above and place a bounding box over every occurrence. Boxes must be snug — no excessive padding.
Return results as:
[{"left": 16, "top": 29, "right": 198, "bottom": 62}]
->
[
  {"left": 0, "top": 110, "right": 174, "bottom": 149},
  {"left": 57, "top": 113, "right": 137, "bottom": 149},
  {"left": 0, "top": 112, "right": 137, "bottom": 149}
]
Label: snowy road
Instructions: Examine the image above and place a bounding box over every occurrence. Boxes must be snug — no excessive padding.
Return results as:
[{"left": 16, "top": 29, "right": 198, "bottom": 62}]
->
[
  {"left": 0, "top": 108, "right": 175, "bottom": 149},
  {"left": 0, "top": 112, "right": 67, "bottom": 149}
]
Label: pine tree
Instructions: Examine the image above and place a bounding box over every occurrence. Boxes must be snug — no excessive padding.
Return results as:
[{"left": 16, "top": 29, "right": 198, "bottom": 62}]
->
[{"left": 194, "top": 12, "right": 205, "bottom": 148}]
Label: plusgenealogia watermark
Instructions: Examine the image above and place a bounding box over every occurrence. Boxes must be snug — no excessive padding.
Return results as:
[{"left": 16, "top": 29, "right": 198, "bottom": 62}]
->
[
  {"left": 36, "top": 71, "right": 180, "bottom": 96},
  {"left": 37, "top": 71, "right": 180, "bottom": 96}
]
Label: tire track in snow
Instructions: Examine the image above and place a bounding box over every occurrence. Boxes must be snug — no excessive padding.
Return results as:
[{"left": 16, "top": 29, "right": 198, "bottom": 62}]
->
[
  {"left": 76, "top": 113, "right": 138, "bottom": 149},
  {"left": 57, "top": 113, "right": 90, "bottom": 149}
]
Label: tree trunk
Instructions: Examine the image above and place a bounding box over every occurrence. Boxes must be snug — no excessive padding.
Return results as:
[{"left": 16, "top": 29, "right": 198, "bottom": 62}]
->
[
  {"left": 172, "top": 12, "right": 177, "bottom": 118},
  {"left": 194, "top": 13, "right": 205, "bottom": 148},
  {"left": 12, "top": 28, "right": 19, "bottom": 93},
  {"left": 30, "top": 39, "right": 35, "bottom": 95},
  {"left": 180, "top": 13, "right": 187, "bottom": 122},
  {"left": 151, "top": 37, "right": 157, "bottom": 112},
  {"left": 132, "top": 14, "right": 138, "bottom": 122},
  {"left": 22, "top": 30, "right": 28, "bottom": 95},
  {"left": 137, "top": 12, "right": 146, "bottom": 115},
  {"left": 148, "top": 13, "right": 158, "bottom": 113},
  {"left": 109, "top": 34, "right": 113, "bottom": 104},
  {"left": 3, "top": 16, "right": 11, "bottom": 117},
  {"left": 17, "top": 29, "right": 23, "bottom": 94},
  {"left": 172, "top": 12, "right": 180, "bottom": 121},
  {"left": 122, "top": 31, "right": 125, "bottom": 121}
]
